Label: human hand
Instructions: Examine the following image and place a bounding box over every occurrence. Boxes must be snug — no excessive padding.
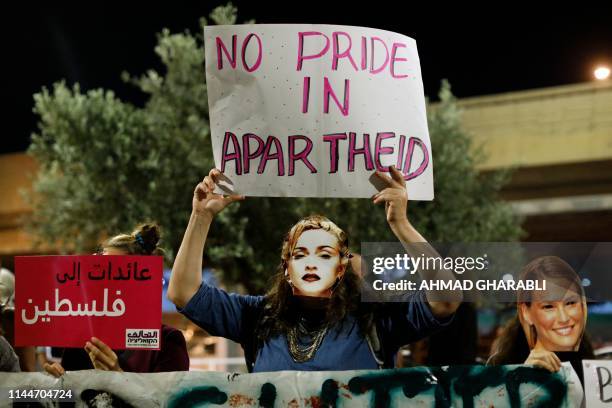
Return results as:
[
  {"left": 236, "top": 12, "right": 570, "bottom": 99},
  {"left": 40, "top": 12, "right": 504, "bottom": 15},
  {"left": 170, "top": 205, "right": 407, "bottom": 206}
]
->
[
  {"left": 43, "top": 362, "right": 65, "bottom": 377},
  {"left": 524, "top": 348, "right": 562, "bottom": 372},
  {"left": 193, "top": 169, "right": 245, "bottom": 217},
  {"left": 372, "top": 166, "right": 409, "bottom": 228},
  {"left": 85, "top": 337, "right": 123, "bottom": 372}
]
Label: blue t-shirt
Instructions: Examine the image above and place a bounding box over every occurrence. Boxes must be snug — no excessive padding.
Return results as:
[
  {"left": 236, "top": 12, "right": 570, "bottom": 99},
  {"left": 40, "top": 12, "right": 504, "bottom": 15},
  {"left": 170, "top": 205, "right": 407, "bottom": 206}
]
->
[{"left": 179, "top": 283, "right": 451, "bottom": 372}]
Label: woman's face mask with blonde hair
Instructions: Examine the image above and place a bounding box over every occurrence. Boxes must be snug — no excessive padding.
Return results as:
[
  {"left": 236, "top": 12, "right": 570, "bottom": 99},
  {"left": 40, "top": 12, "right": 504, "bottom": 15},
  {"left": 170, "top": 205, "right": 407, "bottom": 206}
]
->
[
  {"left": 520, "top": 279, "right": 586, "bottom": 352},
  {"left": 287, "top": 229, "right": 345, "bottom": 298}
]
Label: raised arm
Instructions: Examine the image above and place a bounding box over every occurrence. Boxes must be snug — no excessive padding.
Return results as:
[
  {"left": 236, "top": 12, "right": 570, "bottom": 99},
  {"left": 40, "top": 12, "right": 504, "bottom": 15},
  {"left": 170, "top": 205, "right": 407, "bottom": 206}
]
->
[
  {"left": 372, "top": 166, "right": 462, "bottom": 318},
  {"left": 167, "top": 169, "right": 244, "bottom": 308}
]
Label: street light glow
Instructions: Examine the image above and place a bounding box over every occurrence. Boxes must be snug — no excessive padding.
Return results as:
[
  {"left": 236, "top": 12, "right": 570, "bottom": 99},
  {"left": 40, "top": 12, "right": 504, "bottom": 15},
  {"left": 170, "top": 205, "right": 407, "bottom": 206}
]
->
[{"left": 594, "top": 66, "right": 611, "bottom": 80}]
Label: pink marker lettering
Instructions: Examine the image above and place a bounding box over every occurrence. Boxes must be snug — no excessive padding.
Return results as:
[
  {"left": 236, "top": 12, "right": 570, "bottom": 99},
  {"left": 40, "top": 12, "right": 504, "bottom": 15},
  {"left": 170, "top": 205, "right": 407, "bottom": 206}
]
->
[
  {"left": 396, "top": 134, "right": 406, "bottom": 169},
  {"left": 374, "top": 132, "right": 395, "bottom": 171},
  {"left": 369, "top": 37, "right": 389, "bottom": 75},
  {"left": 390, "top": 43, "right": 408, "bottom": 79},
  {"left": 402, "top": 137, "right": 430, "bottom": 180},
  {"left": 360, "top": 36, "right": 367, "bottom": 70},
  {"left": 302, "top": 77, "right": 311, "bottom": 113},
  {"left": 242, "top": 133, "right": 265, "bottom": 174},
  {"left": 323, "top": 133, "right": 348, "bottom": 173},
  {"left": 241, "top": 33, "right": 263, "bottom": 72},
  {"left": 323, "top": 77, "right": 350, "bottom": 116},
  {"left": 221, "top": 131, "right": 242, "bottom": 175},
  {"left": 288, "top": 135, "right": 317, "bottom": 176},
  {"left": 297, "top": 32, "right": 330, "bottom": 71},
  {"left": 258, "top": 136, "right": 285, "bottom": 176},
  {"left": 216, "top": 35, "right": 237, "bottom": 70},
  {"left": 332, "top": 32, "right": 358, "bottom": 71},
  {"left": 348, "top": 132, "right": 374, "bottom": 171}
]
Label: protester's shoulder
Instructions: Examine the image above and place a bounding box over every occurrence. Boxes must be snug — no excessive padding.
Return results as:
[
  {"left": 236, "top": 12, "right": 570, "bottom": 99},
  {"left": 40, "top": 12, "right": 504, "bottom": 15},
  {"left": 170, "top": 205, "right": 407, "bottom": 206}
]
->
[
  {"left": 0, "top": 335, "right": 10, "bottom": 348},
  {"left": 0, "top": 335, "right": 15, "bottom": 357},
  {"left": 181, "top": 283, "right": 264, "bottom": 315},
  {"left": 197, "top": 282, "right": 265, "bottom": 303},
  {"left": 0, "top": 336, "right": 19, "bottom": 372}
]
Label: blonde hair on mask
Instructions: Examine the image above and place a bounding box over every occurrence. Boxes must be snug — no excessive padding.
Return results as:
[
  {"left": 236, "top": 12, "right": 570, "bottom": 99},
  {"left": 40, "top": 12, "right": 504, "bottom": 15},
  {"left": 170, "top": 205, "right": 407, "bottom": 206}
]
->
[
  {"left": 516, "top": 256, "right": 587, "bottom": 350},
  {"left": 280, "top": 215, "right": 350, "bottom": 270}
]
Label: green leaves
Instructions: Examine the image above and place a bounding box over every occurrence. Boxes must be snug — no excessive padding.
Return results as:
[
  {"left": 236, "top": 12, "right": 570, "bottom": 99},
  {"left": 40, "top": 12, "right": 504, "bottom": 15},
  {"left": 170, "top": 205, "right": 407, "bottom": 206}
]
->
[
  {"left": 27, "top": 17, "right": 212, "bottom": 262},
  {"left": 208, "top": 3, "right": 238, "bottom": 25}
]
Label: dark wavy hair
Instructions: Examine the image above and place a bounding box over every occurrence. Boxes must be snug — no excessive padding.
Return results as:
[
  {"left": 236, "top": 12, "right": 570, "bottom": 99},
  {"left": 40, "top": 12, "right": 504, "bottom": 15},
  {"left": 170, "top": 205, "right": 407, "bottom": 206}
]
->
[{"left": 257, "top": 215, "right": 374, "bottom": 342}]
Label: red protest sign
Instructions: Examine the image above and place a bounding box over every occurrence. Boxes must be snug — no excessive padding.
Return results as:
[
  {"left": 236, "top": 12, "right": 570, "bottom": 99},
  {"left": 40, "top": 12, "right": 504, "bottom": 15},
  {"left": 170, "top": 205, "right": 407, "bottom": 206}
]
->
[{"left": 15, "top": 255, "right": 162, "bottom": 350}]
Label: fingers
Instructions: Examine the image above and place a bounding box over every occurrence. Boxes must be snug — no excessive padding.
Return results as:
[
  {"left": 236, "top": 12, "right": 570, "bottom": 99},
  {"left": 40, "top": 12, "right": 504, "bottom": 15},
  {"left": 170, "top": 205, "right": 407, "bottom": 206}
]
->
[
  {"left": 87, "top": 350, "right": 112, "bottom": 370},
  {"left": 372, "top": 191, "right": 390, "bottom": 205},
  {"left": 526, "top": 350, "right": 561, "bottom": 372},
  {"left": 197, "top": 170, "right": 245, "bottom": 203},
  {"left": 194, "top": 182, "right": 207, "bottom": 200},
  {"left": 528, "top": 357, "right": 556, "bottom": 372},
  {"left": 372, "top": 193, "right": 387, "bottom": 205},
  {"left": 204, "top": 175, "right": 218, "bottom": 192},
  {"left": 91, "top": 337, "right": 113, "bottom": 357},
  {"left": 85, "top": 340, "right": 116, "bottom": 369},
  {"left": 195, "top": 169, "right": 244, "bottom": 202},
  {"left": 389, "top": 165, "right": 406, "bottom": 187},
  {"left": 44, "top": 362, "right": 65, "bottom": 377},
  {"left": 223, "top": 194, "right": 246, "bottom": 205},
  {"left": 209, "top": 168, "right": 222, "bottom": 180},
  {"left": 372, "top": 188, "right": 403, "bottom": 204},
  {"left": 92, "top": 360, "right": 110, "bottom": 371},
  {"left": 550, "top": 352, "right": 562, "bottom": 371},
  {"left": 199, "top": 169, "right": 230, "bottom": 194},
  {"left": 374, "top": 166, "right": 405, "bottom": 188},
  {"left": 536, "top": 353, "right": 560, "bottom": 372},
  {"left": 535, "top": 350, "right": 560, "bottom": 372},
  {"left": 195, "top": 169, "right": 223, "bottom": 195},
  {"left": 208, "top": 168, "right": 224, "bottom": 188},
  {"left": 55, "top": 362, "right": 66, "bottom": 376},
  {"left": 374, "top": 170, "right": 394, "bottom": 187}
]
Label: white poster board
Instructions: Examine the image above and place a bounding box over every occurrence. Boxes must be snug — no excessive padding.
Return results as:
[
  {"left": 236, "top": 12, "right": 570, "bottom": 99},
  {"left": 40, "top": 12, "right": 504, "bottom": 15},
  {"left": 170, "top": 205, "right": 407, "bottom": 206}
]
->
[
  {"left": 584, "top": 360, "right": 612, "bottom": 407},
  {"left": 204, "top": 24, "right": 433, "bottom": 199}
]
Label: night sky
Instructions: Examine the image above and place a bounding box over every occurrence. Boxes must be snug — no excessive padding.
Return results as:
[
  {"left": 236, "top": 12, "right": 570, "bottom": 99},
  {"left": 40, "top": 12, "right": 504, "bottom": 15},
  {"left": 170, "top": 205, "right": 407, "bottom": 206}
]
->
[{"left": 3, "top": 3, "right": 611, "bottom": 154}]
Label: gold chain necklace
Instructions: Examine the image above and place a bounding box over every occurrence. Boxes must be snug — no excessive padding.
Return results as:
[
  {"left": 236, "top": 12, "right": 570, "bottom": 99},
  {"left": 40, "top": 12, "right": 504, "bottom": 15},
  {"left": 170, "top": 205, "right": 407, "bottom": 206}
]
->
[{"left": 287, "top": 322, "right": 329, "bottom": 363}]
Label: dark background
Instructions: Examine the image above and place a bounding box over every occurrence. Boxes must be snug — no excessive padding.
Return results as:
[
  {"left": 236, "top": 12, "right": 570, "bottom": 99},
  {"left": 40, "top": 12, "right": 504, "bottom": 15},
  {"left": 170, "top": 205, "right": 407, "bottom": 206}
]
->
[{"left": 3, "top": 3, "right": 611, "bottom": 154}]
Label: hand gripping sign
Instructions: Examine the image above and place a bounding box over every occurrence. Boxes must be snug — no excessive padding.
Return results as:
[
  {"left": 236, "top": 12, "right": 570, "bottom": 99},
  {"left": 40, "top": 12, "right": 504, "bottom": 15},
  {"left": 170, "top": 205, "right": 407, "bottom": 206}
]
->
[
  {"left": 205, "top": 24, "right": 433, "bottom": 199},
  {"left": 14, "top": 256, "right": 162, "bottom": 350}
]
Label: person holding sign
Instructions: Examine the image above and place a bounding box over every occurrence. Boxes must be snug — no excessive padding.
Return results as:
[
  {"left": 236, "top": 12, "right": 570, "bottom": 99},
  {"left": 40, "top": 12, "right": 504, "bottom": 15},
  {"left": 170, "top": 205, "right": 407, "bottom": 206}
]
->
[
  {"left": 168, "top": 167, "right": 460, "bottom": 372},
  {"left": 488, "top": 256, "right": 594, "bottom": 378},
  {"left": 44, "top": 224, "right": 189, "bottom": 376}
]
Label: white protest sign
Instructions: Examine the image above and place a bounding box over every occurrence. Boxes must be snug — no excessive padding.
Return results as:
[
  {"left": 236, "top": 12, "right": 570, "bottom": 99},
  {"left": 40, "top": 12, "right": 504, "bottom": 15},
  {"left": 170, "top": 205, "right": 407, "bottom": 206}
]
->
[
  {"left": 204, "top": 24, "right": 433, "bottom": 199},
  {"left": 584, "top": 360, "right": 612, "bottom": 407}
]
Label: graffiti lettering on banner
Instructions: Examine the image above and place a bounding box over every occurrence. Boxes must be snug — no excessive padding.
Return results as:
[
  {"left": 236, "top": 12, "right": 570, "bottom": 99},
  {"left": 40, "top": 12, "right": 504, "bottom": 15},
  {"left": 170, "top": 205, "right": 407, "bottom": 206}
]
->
[
  {"left": 15, "top": 255, "right": 162, "bottom": 349},
  {"left": 0, "top": 364, "right": 584, "bottom": 407}
]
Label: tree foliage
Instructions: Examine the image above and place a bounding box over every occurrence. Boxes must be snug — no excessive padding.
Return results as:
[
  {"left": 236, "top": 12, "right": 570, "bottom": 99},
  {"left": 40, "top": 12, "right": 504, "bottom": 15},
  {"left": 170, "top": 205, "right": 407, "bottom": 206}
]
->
[{"left": 27, "top": 5, "right": 522, "bottom": 293}]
